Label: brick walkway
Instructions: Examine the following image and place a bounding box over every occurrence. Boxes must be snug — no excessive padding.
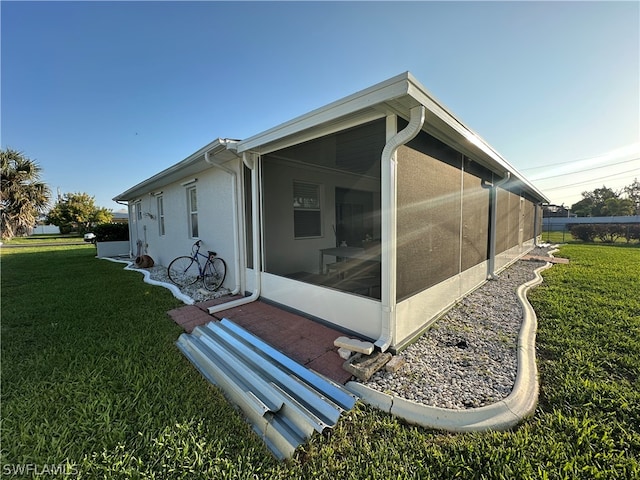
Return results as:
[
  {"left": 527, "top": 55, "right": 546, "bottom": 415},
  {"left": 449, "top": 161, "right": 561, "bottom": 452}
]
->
[{"left": 168, "top": 296, "right": 354, "bottom": 384}]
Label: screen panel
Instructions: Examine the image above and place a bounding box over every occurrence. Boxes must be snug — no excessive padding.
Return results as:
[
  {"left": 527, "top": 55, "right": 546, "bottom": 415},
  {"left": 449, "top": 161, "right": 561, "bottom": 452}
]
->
[
  {"left": 495, "top": 187, "right": 511, "bottom": 254},
  {"left": 523, "top": 198, "right": 535, "bottom": 240},
  {"left": 461, "top": 170, "right": 490, "bottom": 271},
  {"left": 396, "top": 144, "right": 462, "bottom": 301},
  {"left": 507, "top": 190, "right": 521, "bottom": 249}
]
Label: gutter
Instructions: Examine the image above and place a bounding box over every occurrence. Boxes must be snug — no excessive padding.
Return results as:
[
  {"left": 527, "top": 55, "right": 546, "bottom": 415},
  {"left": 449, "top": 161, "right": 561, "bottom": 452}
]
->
[
  {"left": 209, "top": 151, "right": 262, "bottom": 315},
  {"left": 481, "top": 172, "right": 511, "bottom": 279},
  {"left": 204, "top": 143, "right": 241, "bottom": 295},
  {"left": 375, "top": 105, "right": 426, "bottom": 352}
]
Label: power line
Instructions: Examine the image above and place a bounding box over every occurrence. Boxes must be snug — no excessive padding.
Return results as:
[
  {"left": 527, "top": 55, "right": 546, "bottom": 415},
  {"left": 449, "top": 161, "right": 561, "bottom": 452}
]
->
[
  {"left": 541, "top": 167, "right": 639, "bottom": 191},
  {"left": 531, "top": 157, "right": 640, "bottom": 181},
  {"left": 520, "top": 146, "right": 640, "bottom": 171}
]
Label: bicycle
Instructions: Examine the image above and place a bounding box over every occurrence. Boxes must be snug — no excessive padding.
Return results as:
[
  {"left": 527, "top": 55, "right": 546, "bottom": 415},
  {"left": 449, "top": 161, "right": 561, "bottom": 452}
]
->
[{"left": 167, "top": 240, "right": 227, "bottom": 291}]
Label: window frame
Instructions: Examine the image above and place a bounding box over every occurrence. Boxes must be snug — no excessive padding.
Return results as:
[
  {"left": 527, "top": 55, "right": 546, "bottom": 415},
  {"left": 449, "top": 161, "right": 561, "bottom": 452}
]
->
[
  {"left": 293, "top": 180, "right": 322, "bottom": 239},
  {"left": 157, "top": 195, "right": 165, "bottom": 236},
  {"left": 187, "top": 186, "right": 199, "bottom": 238},
  {"left": 134, "top": 201, "right": 142, "bottom": 222}
]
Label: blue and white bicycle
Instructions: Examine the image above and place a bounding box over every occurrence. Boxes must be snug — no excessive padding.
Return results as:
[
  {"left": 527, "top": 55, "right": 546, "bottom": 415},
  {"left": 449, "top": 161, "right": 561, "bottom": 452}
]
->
[{"left": 167, "top": 240, "right": 227, "bottom": 291}]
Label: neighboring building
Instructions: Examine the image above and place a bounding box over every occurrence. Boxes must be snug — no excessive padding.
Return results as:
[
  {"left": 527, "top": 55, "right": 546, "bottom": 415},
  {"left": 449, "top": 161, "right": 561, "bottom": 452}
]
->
[
  {"left": 29, "top": 223, "right": 61, "bottom": 235},
  {"left": 114, "top": 72, "right": 548, "bottom": 351},
  {"left": 111, "top": 211, "right": 129, "bottom": 224},
  {"left": 542, "top": 204, "right": 575, "bottom": 218}
]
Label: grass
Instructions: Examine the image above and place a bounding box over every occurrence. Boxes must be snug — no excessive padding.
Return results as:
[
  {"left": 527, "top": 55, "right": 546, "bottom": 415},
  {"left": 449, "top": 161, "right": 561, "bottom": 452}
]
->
[
  {"left": 1, "top": 243, "right": 639, "bottom": 478},
  {"left": 2, "top": 233, "right": 86, "bottom": 245},
  {"left": 539, "top": 230, "right": 637, "bottom": 244}
]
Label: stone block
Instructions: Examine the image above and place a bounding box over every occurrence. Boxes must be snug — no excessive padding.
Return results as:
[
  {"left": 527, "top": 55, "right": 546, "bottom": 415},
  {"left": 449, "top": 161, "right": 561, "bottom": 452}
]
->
[
  {"left": 385, "top": 355, "right": 406, "bottom": 373},
  {"left": 343, "top": 351, "right": 392, "bottom": 381},
  {"left": 337, "top": 347, "right": 353, "bottom": 360},
  {"left": 334, "top": 336, "right": 374, "bottom": 355}
]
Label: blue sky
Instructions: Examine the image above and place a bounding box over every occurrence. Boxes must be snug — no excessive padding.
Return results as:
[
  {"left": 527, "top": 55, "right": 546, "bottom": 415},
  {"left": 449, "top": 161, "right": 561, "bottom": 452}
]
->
[{"left": 2, "top": 1, "right": 638, "bottom": 212}]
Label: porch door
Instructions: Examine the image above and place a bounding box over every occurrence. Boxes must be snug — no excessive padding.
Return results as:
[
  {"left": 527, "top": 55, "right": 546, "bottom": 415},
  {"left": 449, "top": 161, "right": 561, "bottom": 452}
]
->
[{"left": 335, "top": 187, "right": 373, "bottom": 248}]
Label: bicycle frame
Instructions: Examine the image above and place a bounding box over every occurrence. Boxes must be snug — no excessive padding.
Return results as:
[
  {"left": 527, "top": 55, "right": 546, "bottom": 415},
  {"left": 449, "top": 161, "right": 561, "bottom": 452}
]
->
[{"left": 189, "top": 240, "right": 216, "bottom": 277}]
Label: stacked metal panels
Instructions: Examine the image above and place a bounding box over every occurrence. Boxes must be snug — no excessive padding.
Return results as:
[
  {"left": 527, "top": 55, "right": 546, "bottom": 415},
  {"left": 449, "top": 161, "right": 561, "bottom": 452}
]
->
[{"left": 176, "top": 318, "right": 358, "bottom": 459}]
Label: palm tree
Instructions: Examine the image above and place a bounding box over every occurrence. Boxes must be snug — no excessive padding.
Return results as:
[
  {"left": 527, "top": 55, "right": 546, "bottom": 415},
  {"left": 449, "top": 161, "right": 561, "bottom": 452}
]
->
[{"left": 1, "top": 148, "right": 51, "bottom": 240}]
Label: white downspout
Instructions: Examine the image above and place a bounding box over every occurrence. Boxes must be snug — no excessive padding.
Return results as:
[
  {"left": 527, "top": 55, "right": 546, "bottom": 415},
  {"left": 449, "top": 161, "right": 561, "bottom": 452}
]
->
[
  {"left": 204, "top": 149, "right": 241, "bottom": 295},
  {"left": 209, "top": 152, "right": 261, "bottom": 315},
  {"left": 375, "top": 105, "right": 426, "bottom": 352},
  {"left": 481, "top": 172, "right": 511, "bottom": 280}
]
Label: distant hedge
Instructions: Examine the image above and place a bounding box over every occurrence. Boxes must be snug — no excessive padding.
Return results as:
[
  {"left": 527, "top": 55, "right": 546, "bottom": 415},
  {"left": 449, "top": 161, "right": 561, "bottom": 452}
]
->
[
  {"left": 93, "top": 223, "right": 130, "bottom": 242},
  {"left": 569, "top": 223, "right": 640, "bottom": 243}
]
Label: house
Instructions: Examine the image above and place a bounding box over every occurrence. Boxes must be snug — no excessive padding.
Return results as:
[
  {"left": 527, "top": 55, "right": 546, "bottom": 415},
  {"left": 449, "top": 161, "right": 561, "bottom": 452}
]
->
[{"left": 114, "top": 72, "right": 548, "bottom": 352}]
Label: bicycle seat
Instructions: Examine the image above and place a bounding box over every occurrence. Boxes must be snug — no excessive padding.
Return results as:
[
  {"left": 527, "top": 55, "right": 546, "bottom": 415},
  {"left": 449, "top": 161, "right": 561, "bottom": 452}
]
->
[{"left": 207, "top": 251, "right": 217, "bottom": 257}]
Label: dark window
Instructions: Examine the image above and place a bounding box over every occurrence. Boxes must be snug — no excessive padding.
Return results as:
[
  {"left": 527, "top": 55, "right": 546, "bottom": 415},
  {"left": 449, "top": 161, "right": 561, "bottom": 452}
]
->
[{"left": 293, "top": 181, "right": 321, "bottom": 238}]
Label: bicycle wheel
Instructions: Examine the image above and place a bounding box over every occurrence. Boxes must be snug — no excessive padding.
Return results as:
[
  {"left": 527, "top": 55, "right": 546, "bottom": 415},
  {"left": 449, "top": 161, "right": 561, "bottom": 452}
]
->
[
  {"left": 167, "top": 256, "right": 200, "bottom": 287},
  {"left": 203, "top": 257, "right": 226, "bottom": 291}
]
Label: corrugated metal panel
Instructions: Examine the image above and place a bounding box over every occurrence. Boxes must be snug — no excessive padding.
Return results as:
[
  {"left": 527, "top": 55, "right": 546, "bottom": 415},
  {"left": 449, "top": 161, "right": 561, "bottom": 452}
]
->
[{"left": 176, "top": 318, "right": 358, "bottom": 460}]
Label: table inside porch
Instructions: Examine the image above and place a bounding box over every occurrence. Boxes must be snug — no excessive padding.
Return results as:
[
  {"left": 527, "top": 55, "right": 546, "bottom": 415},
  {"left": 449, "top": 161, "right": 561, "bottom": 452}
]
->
[{"left": 318, "top": 246, "right": 381, "bottom": 276}]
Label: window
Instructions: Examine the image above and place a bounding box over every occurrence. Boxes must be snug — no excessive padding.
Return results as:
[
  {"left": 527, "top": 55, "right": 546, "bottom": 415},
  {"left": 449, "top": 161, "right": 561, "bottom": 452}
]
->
[
  {"left": 134, "top": 201, "right": 142, "bottom": 222},
  {"left": 187, "top": 186, "right": 198, "bottom": 238},
  {"left": 157, "top": 195, "right": 165, "bottom": 236},
  {"left": 293, "top": 181, "right": 321, "bottom": 238}
]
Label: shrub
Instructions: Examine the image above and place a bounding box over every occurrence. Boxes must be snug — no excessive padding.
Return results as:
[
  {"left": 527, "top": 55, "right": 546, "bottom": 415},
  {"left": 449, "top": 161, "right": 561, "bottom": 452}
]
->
[
  {"left": 570, "top": 223, "right": 640, "bottom": 243},
  {"left": 93, "top": 223, "right": 129, "bottom": 242},
  {"left": 593, "top": 224, "right": 625, "bottom": 243},
  {"left": 569, "top": 224, "right": 596, "bottom": 242},
  {"left": 624, "top": 224, "right": 640, "bottom": 243}
]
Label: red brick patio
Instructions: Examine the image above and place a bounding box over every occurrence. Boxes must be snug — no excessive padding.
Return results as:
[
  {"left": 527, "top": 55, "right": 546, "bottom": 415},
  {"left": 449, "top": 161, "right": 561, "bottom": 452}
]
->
[{"left": 168, "top": 296, "right": 355, "bottom": 384}]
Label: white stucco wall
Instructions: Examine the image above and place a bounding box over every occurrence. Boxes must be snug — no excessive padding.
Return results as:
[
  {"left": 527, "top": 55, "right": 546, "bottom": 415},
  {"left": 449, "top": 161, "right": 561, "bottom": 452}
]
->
[{"left": 126, "top": 161, "right": 241, "bottom": 292}]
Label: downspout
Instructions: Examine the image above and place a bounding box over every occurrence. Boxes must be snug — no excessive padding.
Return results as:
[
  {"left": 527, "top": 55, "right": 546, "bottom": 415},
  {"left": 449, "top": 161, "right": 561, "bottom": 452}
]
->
[
  {"left": 209, "top": 151, "right": 261, "bottom": 315},
  {"left": 375, "top": 105, "right": 426, "bottom": 352},
  {"left": 481, "top": 172, "right": 511, "bottom": 280},
  {"left": 204, "top": 148, "right": 241, "bottom": 295}
]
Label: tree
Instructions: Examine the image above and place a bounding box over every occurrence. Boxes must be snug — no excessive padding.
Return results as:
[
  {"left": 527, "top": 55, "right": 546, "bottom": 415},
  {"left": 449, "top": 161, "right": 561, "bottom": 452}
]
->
[
  {"left": 624, "top": 178, "right": 640, "bottom": 215},
  {"left": 46, "top": 192, "right": 112, "bottom": 233},
  {"left": 571, "top": 186, "right": 619, "bottom": 217},
  {"left": 601, "top": 197, "right": 634, "bottom": 216},
  {"left": 1, "top": 148, "right": 51, "bottom": 240}
]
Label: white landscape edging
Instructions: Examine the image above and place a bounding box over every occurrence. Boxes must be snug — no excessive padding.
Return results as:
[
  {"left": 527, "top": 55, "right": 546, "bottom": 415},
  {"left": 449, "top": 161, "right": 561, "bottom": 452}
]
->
[
  {"left": 100, "top": 257, "right": 196, "bottom": 305},
  {"left": 346, "top": 257, "right": 557, "bottom": 432}
]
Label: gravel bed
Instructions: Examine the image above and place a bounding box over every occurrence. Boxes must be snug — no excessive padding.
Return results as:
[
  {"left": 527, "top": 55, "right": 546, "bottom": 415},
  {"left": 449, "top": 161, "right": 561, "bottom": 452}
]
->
[
  {"left": 360, "top": 246, "right": 552, "bottom": 410},
  {"left": 134, "top": 264, "right": 232, "bottom": 303}
]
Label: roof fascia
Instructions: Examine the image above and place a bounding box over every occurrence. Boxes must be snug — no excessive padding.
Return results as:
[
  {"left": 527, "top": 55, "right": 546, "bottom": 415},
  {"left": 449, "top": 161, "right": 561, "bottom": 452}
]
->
[
  {"left": 235, "top": 71, "right": 547, "bottom": 202},
  {"left": 236, "top": 72, "right": 411, "bottom": 154}
]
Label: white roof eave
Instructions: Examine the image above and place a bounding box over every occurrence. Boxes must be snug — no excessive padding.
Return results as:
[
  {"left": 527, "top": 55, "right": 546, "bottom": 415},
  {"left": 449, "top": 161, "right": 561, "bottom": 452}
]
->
[{"left": 236, "top": 71, "right": 548, "bottom": 203}]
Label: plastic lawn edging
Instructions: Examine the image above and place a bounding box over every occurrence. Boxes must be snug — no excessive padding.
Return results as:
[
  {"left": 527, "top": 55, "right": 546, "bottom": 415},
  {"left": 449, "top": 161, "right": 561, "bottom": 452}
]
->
[{"left": 346, "top": 256, "right": 556, "bottom": 432}]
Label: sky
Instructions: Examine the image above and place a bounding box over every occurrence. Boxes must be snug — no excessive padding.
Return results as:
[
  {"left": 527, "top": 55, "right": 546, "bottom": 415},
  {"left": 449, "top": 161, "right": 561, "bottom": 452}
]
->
[{"left": 2, "top": 1, "right": 639, "bottom": 213}]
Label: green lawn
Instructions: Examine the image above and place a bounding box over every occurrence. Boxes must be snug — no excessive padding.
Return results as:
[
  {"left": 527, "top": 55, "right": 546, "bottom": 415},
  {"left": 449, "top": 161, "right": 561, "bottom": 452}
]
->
[
  {"left": 1, "top": 244, "right": 638, "bottom": 479},
  {"left": 2, "top": 233, "right": 86, "bottom": 245},
  {"left": 539, "top": 230, "right": 638, "bottom": 244}
]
